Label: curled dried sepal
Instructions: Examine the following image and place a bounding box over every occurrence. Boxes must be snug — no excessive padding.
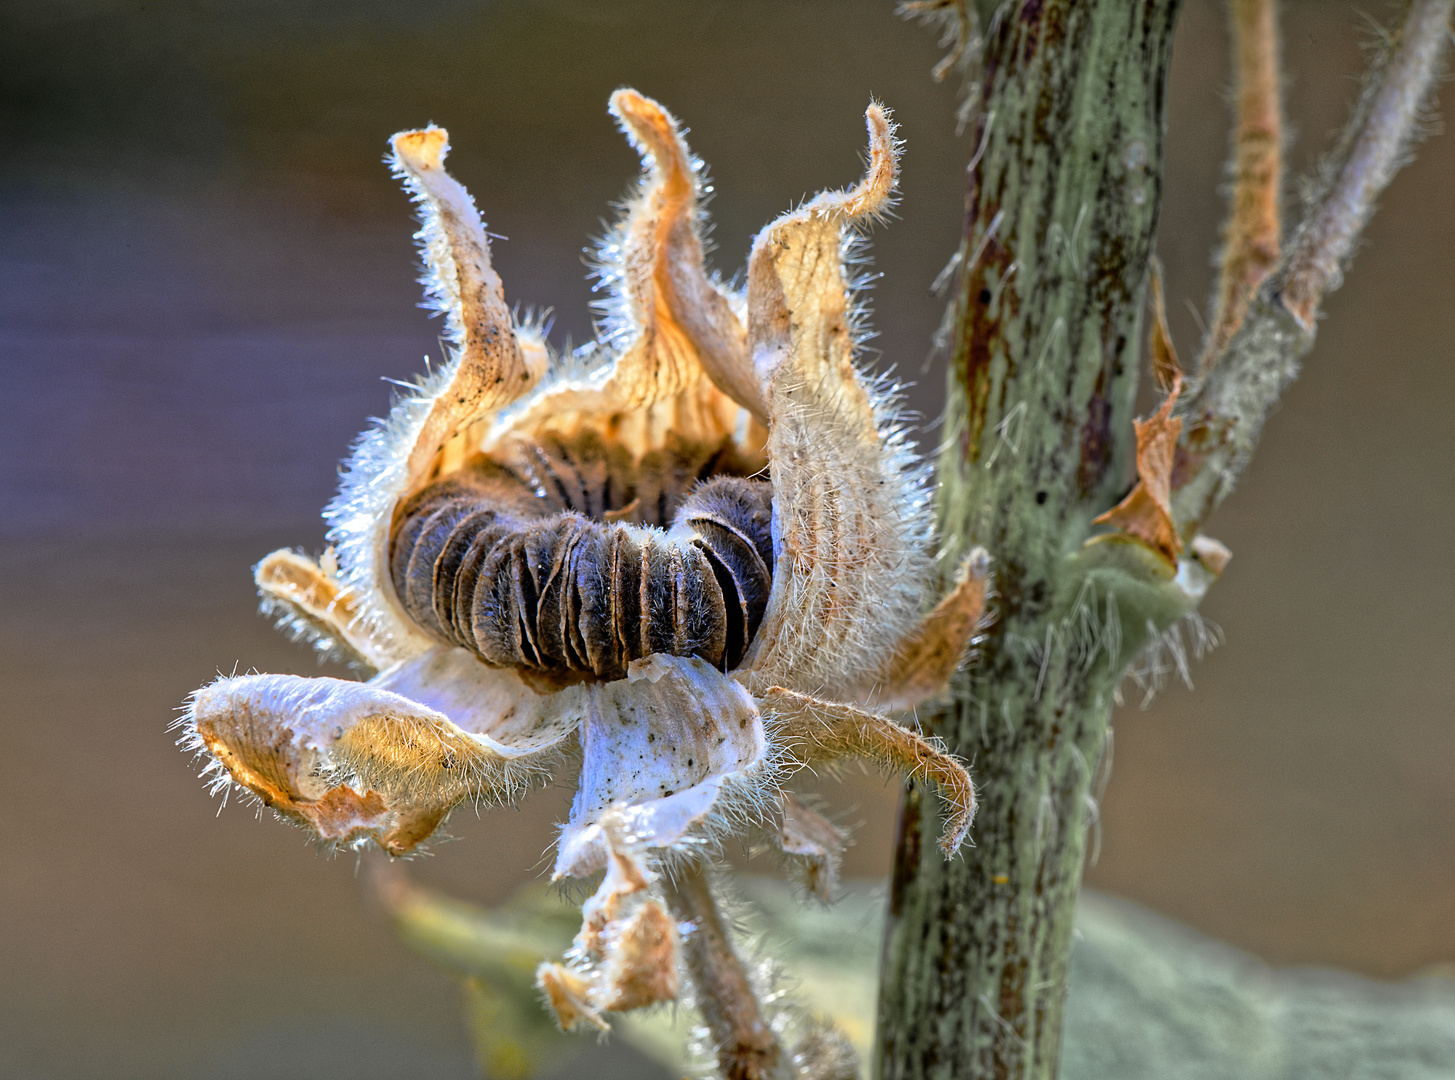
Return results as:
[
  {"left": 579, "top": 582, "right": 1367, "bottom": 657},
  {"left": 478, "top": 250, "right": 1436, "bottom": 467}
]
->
[
  {"left": 484, "top": 92, "right": 762, "bottom": 468},
  {"left": 867, "top": 546, "right": 992, "bottom": 712},
  {"left": 1093, "top": 271, "right": 1185, "bottom": 566},
  {"left": 254, "top": 548, "right": 383, "bottom": 672},
  {"left": 181, "top": 647, "right": 582, "bottom": 854},
  {"left": 606, "top": 89, "right": 763, "bottom": 422},
  {"left": 746, "top": 102, "right": 897, "bottom": 393},
  {"left": 1092, "top": 375, "right": 1184, "bottom": 567},
  {"left": 742, "top": 103, "right": 934, "bottom": 700},
  {"left": 184, "top": 675, "right": 443, "bottom": 853},
  {"left": 763, "top": 687, "right": 975, "bottom": 856},
  {"left": 389, "top": 127, "right": 543, "bottom": 488},
  {"left": 538, "top": 821, "right": 680, "bottom": 1032},
  {"left": 776, "top": 793, "right": 848, "bottom": 902},
  {"left": 325, "top": 130, "right": 558, "bottom": 667}
]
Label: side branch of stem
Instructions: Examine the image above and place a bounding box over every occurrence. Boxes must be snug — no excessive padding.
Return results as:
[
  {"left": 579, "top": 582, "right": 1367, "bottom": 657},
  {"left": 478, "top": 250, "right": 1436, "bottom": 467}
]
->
[
  {"left": 1279, "top": 0, "right": 1454, "bottom": 328},
  {"left": 1200, "top": 0, "right": 1282, "bottom": 369},
  {"left": 1175, "top": 0, "right": 1453, "bottom": 532}
]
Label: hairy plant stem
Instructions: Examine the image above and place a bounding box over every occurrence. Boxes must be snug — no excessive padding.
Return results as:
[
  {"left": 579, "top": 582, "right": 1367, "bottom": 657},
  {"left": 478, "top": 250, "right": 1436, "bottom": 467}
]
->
[
  {"left": 1200, "top": 0, "right": 1282, "bottom": 369},
  {"left": 664, "top": 864, "right": 790, "bottom": 1080},
  {"left": 875, "top": 2, "right": 1181, "bottom": 1077}
]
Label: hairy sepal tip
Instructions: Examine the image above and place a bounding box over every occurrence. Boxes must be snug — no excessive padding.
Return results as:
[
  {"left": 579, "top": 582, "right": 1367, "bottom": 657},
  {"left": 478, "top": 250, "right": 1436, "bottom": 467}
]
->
[
  {"left": 843, "top": 101, "right": 900, "bottom": 223},
  {"left": 391, "top": 126, "right": 449, "bottom": 174},
  {"left": 608, "top": 89, "right": 691, "bottom": 185}
]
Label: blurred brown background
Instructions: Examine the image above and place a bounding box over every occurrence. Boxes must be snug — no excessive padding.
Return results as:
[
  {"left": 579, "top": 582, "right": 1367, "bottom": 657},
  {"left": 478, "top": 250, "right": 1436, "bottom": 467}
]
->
[{"left": 1, "top": 1, "right": 1451, "bottom": 1077}]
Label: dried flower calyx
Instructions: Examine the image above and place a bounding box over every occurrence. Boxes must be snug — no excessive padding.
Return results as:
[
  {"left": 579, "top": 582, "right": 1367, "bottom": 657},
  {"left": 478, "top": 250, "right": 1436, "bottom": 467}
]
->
[{"left": 178, "top": 88, "right": 990, "bottom": 1032}]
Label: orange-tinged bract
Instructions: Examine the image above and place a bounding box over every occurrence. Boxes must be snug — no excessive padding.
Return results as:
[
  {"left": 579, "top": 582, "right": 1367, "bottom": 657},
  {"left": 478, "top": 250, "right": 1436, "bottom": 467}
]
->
[
  {"left": 177, "top": 89, "right": 988, "bottom": 1033},
  {"left": 1093, "top": 265, "right": 1185, "bottom": 568}
]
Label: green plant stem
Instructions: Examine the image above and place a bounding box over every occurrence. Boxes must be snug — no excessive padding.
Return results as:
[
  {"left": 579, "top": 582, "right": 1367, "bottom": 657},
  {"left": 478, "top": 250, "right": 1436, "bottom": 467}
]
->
[{"left": 875, "top": 2, "right": 1182, "bottom": 1077}]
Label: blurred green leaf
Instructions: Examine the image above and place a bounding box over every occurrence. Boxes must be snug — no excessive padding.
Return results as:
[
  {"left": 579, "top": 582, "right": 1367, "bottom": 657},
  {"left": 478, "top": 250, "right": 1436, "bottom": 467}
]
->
[{"left": 384, "top": 872, "right": 1455, "bottom": 1078}]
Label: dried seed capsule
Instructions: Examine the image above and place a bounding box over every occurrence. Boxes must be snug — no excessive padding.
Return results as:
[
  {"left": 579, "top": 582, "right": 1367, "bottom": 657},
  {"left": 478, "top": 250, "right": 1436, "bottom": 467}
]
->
[{"left": 390, "top": 434, "right": 775, "bottom": 682}]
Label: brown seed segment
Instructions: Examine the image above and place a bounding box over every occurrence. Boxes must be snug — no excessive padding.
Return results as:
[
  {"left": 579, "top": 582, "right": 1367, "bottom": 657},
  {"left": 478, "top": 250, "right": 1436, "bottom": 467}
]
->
[{"left": 390, "top": 433, "right": 776, "bottom": 682}]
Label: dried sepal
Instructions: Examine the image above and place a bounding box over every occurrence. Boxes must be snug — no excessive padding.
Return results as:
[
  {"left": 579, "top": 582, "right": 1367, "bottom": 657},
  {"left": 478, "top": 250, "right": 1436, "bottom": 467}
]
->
[
  {"left": 742, "top": 103, "right": 935, "bottom": 699},
  {"left": 588, "top": 91, "right": 717, "bottom": 411},
  {"left": 762, "top": 687, "right": 975, "bottom": 856},
  {"left": 605, "top": 89, "right": 763, "bottom": 422},
  {"left": 576, "top": 834, "right": 649, "bottom": 952},
  {"left": 322, "top": 129, "right": 556, "bottom": 669},
  {"left": 776, "top": 793, "right": 848, "bottom": 902},
  {"left": 180, "top": 647, "right": 582, "bottom": 854},
  {"left": 1093, "top": 268, "right": 1186, "bottom": 566},
  {"left": 596, "top": 900, "right": 679, "bottom": 1013},
  {"left": 254, "top": 548, "right": 382, "bottom": 672},
  {"left": 183, "top": 674, "right": 443, "bottom": 853},
  {"left": 554, "top": 654, "right": 772, "bottom": 879},
  {"left": 389, "top": 126, "right": 543, "bottom": 487},
  {"left": 538, "top": 819, "right": 680, "bottom": 1032},
  {"left": 536, "top": 964, "right": 605, "bottom": 1033},
  {"left": 866, "top": 546, "right": 991, "bottom": 712},
  {"left": 1092, "top": 377, "right": 1184, "bottom": 567}
]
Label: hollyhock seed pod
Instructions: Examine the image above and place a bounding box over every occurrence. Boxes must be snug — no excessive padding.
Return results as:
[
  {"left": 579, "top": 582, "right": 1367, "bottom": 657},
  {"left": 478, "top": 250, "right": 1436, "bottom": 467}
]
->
[{"left": 178, "top": 89, "right": 990, "bottom": 1034}]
